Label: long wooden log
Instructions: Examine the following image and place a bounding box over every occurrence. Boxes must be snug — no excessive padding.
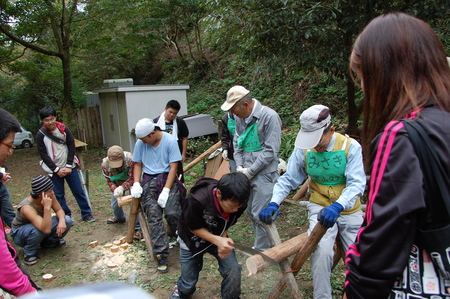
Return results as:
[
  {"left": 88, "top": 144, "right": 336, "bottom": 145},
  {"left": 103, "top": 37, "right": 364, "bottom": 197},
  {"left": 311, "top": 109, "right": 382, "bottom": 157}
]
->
[
  {"left": 137, "top": 205, "right": 153, "bottom": 258},
  {"left": 118, "top": 195, "right": 134, "bottom": 207},
  {"left": 264, "top": 223, "right": 302, "bottom": 299},
  {"left": 183, "top": 141, "right": 222, "bottom": 173},
  {"left": 246, "top": 232, "right": 308, "bottom": 275},
  {"left": 268, "top": 223, "right": 328, "bottom": 298}
]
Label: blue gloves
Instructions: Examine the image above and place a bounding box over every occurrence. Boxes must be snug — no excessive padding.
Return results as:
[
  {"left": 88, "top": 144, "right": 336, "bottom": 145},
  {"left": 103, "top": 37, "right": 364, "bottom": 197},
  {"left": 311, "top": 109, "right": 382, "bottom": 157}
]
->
[
  {"left": 259, "top": 202, "right": 280, "bottom": 224},
  {"left": 317, "top": 202, "right": 344, "bottom": 227}
]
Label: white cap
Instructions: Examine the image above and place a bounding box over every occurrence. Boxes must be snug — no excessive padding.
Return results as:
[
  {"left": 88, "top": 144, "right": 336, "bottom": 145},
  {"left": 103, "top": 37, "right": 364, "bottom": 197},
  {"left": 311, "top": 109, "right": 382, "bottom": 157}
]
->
[
  {"left": 294, "top": 105, "right": 331, "bottom": 149},
  {"left": 135, "top": 118, "right": 155, "bottom": 138},
  {"left": 221, "top": 86, "right": 250, "bottom": 111}
]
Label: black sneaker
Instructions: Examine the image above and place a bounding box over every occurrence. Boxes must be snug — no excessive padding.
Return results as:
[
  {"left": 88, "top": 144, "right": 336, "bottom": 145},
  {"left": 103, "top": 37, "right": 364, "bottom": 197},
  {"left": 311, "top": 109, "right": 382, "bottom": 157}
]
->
[
  {"left": 24, "top": 254, "right": 38, "bottom": 265},
  {"left": 83, "top": 215, "right": 96, "bottom": 223},
  {"left": 156, "top": 254, "right": 168, "bottom": 273},
  {"left": 41, "top": 239, "right": 66, "bottom": 249}
]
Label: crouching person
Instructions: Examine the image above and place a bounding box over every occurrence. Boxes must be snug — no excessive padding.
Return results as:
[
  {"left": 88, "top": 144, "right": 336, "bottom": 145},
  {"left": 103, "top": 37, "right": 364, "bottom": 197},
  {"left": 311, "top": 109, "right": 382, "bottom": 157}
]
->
[
  {"left": 170, "top": 172, "right": 251, "bottom": 299},
  {"left": 10, "top": 175, "right": 73, "bottom": 265}
]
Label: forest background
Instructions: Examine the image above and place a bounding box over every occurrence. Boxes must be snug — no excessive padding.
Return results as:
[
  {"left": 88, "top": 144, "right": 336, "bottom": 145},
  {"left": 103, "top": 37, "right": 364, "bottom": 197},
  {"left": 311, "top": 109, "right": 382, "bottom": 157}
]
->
[{"left": 1, "top": 0, "right": 449, "bottom": 140}]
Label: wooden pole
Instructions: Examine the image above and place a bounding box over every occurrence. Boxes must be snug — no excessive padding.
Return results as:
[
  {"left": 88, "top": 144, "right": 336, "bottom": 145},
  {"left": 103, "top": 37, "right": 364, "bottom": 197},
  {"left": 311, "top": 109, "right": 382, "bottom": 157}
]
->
[
  {"left": 183, "top": 141, "right": 222, "bottom": 173},
  {"left": 263, "top": 224, "right": 302, "bottom": 299},
  {"left": 127, "top": 197, "right": 140, "bottom": 244},
  {"left": 137, "top": 204, "right": 153, "bottom": 258},
  {"left": 290, "top": 178, "right": 310, "bottom": 202},
  {"left": 268, "top": 223, "right": 328, "bottom": 299},
  {"left": 246, "top": 232, "right": 308, "bottom": 275}
]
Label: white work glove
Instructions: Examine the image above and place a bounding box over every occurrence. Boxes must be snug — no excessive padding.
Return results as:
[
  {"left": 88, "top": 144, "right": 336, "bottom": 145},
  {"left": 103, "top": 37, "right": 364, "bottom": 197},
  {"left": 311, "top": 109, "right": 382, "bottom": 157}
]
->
[
  {"left": 237, "top": 166, "right": 253, "bottom": 180},
  {"left": 158, "top": 187, "right": 170, "bottom": 208},
  {"left": 222, "top": 149, "right": 229, "bottom": 161},
  {"left": 131, "top": 182, "right": 143, "bottom": 198},
  {"left": 113, "top": 186, "right": 124, "bottom": 198}
]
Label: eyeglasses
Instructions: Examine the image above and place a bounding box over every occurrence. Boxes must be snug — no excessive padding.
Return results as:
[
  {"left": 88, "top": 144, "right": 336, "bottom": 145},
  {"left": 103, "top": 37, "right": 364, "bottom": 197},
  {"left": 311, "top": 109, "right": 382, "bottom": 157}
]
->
[
  {"left": 43, "top": 116, "right": 56, "bottom": 123},
  {"left": 0, "top": 142, "right": 15, "bottom": 153}
]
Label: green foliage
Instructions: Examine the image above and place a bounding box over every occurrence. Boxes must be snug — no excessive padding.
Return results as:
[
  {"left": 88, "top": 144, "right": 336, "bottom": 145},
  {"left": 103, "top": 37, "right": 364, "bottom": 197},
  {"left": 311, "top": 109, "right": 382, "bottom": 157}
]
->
[{"left": 279, "top": 130, "right": 297, "bottom": 161}]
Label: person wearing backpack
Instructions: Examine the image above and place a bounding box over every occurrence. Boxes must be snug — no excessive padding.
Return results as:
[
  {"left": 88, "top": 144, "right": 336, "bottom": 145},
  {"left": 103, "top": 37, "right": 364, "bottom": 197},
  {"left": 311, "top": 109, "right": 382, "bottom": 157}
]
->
[{"left": 344, "top": 13, "right": 450, "bottom": 298}]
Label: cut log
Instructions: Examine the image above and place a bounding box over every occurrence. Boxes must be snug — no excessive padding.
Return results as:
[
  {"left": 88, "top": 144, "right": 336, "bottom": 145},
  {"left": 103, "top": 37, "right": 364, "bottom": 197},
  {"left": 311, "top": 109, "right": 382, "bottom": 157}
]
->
[
  {"left": 268, "top": 223, "right": 328, "bottom": 298},
  {"left": 183, "top": 141, "right": 222, "bottom": 173},
  {"left": 264, "top": 223, "right": 302, "bottom": 299},
  {"left": 118, "top": 195, "right": 134, "bottom": 207},
  {"left": 246, "top": 232, "right": 308, "bottom": 275}
]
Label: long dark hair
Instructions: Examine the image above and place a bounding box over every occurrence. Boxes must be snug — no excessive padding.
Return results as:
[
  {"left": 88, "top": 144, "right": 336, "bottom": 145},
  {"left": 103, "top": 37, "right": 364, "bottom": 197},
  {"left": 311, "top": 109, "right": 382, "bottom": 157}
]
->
[{"left": 351, "top": 13, "right": 450, "bottom": 151}]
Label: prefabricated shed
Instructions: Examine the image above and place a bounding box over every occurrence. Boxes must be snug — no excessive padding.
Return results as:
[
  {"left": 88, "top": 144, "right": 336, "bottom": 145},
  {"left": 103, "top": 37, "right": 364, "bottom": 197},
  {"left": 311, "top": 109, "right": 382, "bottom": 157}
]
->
[{"left": 96, "top": 84, "right": 190, "bottom": 152}]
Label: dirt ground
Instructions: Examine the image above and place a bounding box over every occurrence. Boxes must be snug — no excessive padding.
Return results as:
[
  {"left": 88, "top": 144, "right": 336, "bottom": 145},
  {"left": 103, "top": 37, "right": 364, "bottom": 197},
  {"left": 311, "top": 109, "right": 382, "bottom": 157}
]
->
[{"left": 4, "top": 146, "right": 345, "bottom": 298}]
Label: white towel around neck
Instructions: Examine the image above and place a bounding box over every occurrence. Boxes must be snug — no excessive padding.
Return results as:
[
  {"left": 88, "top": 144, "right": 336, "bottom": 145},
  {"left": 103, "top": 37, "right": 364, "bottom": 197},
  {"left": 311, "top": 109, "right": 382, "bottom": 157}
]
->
[{"left": 156, "top": 111, "right": 178, "bottom": 141}]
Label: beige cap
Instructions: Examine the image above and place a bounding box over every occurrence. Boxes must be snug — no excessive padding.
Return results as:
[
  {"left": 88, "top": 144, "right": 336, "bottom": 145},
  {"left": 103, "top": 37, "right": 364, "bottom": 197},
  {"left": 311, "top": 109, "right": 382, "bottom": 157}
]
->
[
  {"left": 221, "top": 86, "right": 250, "bottom": 111},
  {"left": 295, "top": 105, "right": 331, "bottom": 149},
  {"left": 108, "top": 145, "right": 124, "bottom": 168}
]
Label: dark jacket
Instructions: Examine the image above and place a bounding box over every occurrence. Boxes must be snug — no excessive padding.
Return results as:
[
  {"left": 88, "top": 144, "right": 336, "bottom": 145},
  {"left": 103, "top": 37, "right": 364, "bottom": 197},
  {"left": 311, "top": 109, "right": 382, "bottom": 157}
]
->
[
  {"left": 345, "top": 104, "right": 450, "bottom": 298},
  {"left": 221, "top": 113, "right": 235, "bottom": 160},
  {"left": 177, "top": 177, "right": 246, "bottom": 256}
]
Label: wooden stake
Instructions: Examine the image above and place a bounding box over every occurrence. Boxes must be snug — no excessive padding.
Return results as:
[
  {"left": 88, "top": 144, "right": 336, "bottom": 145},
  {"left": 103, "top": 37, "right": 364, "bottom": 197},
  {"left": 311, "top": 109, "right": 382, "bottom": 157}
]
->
[
  {"left": 183, "top": 141, "right": 222, "bottom": 173},
  {"left": 264, "top": 223, "right": 302, "bottom": 299},
  {"left": 126, "top": 197, "right": 140, "bottom": 244},
  {"left": 268, "top": 223, "right": 328, "bottom": 299}
]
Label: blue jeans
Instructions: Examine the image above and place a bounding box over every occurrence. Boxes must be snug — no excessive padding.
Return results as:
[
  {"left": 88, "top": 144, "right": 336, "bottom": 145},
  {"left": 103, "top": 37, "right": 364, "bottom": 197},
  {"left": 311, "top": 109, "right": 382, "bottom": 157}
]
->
[
  {"left": 11, "top": 215, "right": 73, "bottom": 256},
  {"left": 0, "top": 183, "right": 15, "bottom": 228},
  {"left": 51, "top": 168, "right": 92, "bottom": 218},
  {"left": 111, "top": 193, "right": 126, "bottom": 221},
  {"left": 177, "top": 247, "right": 241, "bottom": 299}
]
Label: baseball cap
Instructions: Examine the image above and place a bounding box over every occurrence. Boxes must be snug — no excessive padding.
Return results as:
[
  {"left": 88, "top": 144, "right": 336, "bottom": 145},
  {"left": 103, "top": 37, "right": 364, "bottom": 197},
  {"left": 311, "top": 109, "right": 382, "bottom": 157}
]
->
[
  {"left": 31, "top": 175, "right": 54, "bottom": 196},
  {"left": 108, "top": 145, "right": 124, "bottom": 168},
  {"left": 135, "top": 118, "right": 155, "bottom": 139},
  {"left": 221, "top": 86, "right": 250, "bottom": 111},
  {"left": 295, "top": 105, "right": 331, "bottom": 149}
]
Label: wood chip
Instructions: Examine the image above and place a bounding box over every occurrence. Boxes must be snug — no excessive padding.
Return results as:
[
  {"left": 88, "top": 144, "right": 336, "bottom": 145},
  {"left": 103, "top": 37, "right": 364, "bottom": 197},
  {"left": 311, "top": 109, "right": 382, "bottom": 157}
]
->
[
  {"left": 42, "top": 274, "right": 54, "bottom": 282},
  {"left": 89, "top": 241, "right": 98, "bottom": 247},
  {"left": 111, "top": 245, "right": 119, "bottom": 253},
  {"left": 104, "top": 243, "right": 113, "bottom": 248}
]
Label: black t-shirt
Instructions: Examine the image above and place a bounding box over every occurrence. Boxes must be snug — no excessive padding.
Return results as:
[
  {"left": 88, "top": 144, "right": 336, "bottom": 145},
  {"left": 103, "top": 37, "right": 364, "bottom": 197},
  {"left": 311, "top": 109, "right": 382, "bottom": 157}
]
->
[{"left": 153, "top": 116, "right": 189, "bottom": 152}]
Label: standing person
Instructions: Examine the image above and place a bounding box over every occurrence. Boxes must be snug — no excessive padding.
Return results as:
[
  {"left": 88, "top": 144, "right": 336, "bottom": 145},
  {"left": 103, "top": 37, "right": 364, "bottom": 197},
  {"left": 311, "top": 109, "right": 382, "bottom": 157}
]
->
[
  {"left": 36, "top": 107, "right": 95, "bottom": 223},
  {"left": 221, "top": 85, "right": 282, "bottom": 252},
  {"left": 0, "top": 164, "right": 15, "bottom": 229},
  {"left": 11, "top": 175, "right": 73, "bottom": 265},
  {"left": 130, "top": 118, "right": 186, "bottom": 273},
  {"left": 0, "top": 108, "right": 38, "bottom": 296},
  {"left": 259, "top": 104, "right": 365, "bottom": 298},
  {"left": 170, "top": 172, "right": 251, "bottom": 299},
  {"left": 344, "top": 13, "right": 450, "bottom": 298},
  {"left": 154, "top": 100, "right": 189, "bottom": 182},
  {"left": 220, "top": 112, "right": 237, "bottom": 173}
]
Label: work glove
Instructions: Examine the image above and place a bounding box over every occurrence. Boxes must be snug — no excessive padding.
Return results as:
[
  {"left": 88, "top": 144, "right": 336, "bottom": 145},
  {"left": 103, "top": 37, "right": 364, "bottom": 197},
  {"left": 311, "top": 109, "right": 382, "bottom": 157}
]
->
[
  {"left": 237, "top": 166, "right": 253, "bottom": 180},
  {"left": 158, "top": 187, "right": 170, "bottom": 208},
  {"left": 222, "top": 149, "right": 229, "bottom": 161},
  {"left": 317, "top": 202, "right": 344, "bottom": 228},
  {"left": 131, "top": 182, "right": 143, "bottom": 198},
  {"left": 113, "top": 186, "right": 124, "bottom": 198},
  {"left": 259, "top": 202, "right": 280, "bottom": 224}
]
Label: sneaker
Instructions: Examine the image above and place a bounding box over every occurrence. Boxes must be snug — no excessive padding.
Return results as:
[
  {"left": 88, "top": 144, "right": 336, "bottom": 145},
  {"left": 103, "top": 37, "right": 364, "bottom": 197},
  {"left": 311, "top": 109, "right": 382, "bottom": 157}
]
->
[
  {"left": 83, "top": 215, "right": 96, "bottom": 223},
  {"left": 24, "top": 254, "right": 38, "bottom": 266},
  {"left": 169, "top": 285, "right": 180, "bottom": 298},
  {"left": 156, "top": 254, "right": 168, "bottom": 273},
  {"left": 106, "top": 217, "right": 126, "bottom": 224},
  {"left": 41, "top": 239, "right": 66, "bottom": 249},
  {"left": 133, "top": 229, "right": 143, "bottom": 240}
]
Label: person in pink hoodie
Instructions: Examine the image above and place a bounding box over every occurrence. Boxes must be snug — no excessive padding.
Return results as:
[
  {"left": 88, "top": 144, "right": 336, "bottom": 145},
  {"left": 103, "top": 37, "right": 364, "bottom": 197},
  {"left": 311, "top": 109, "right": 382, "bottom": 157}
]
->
[{"left": 0, "top": 108, "right": 38, "bottom": 296}]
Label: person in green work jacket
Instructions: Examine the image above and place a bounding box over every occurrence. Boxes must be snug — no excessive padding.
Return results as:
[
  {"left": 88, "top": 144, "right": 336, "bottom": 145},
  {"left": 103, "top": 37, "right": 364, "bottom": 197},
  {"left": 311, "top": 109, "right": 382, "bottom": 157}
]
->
[{"left": 221, "top": 85, "right": 282, "bottom": 252}]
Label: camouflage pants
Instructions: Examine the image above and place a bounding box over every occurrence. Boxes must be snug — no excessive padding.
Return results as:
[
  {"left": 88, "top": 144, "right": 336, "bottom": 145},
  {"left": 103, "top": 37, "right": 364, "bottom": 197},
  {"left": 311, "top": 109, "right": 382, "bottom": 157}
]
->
[{"left": 141, "top": 178, "right": 181, "bottom": 259}]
